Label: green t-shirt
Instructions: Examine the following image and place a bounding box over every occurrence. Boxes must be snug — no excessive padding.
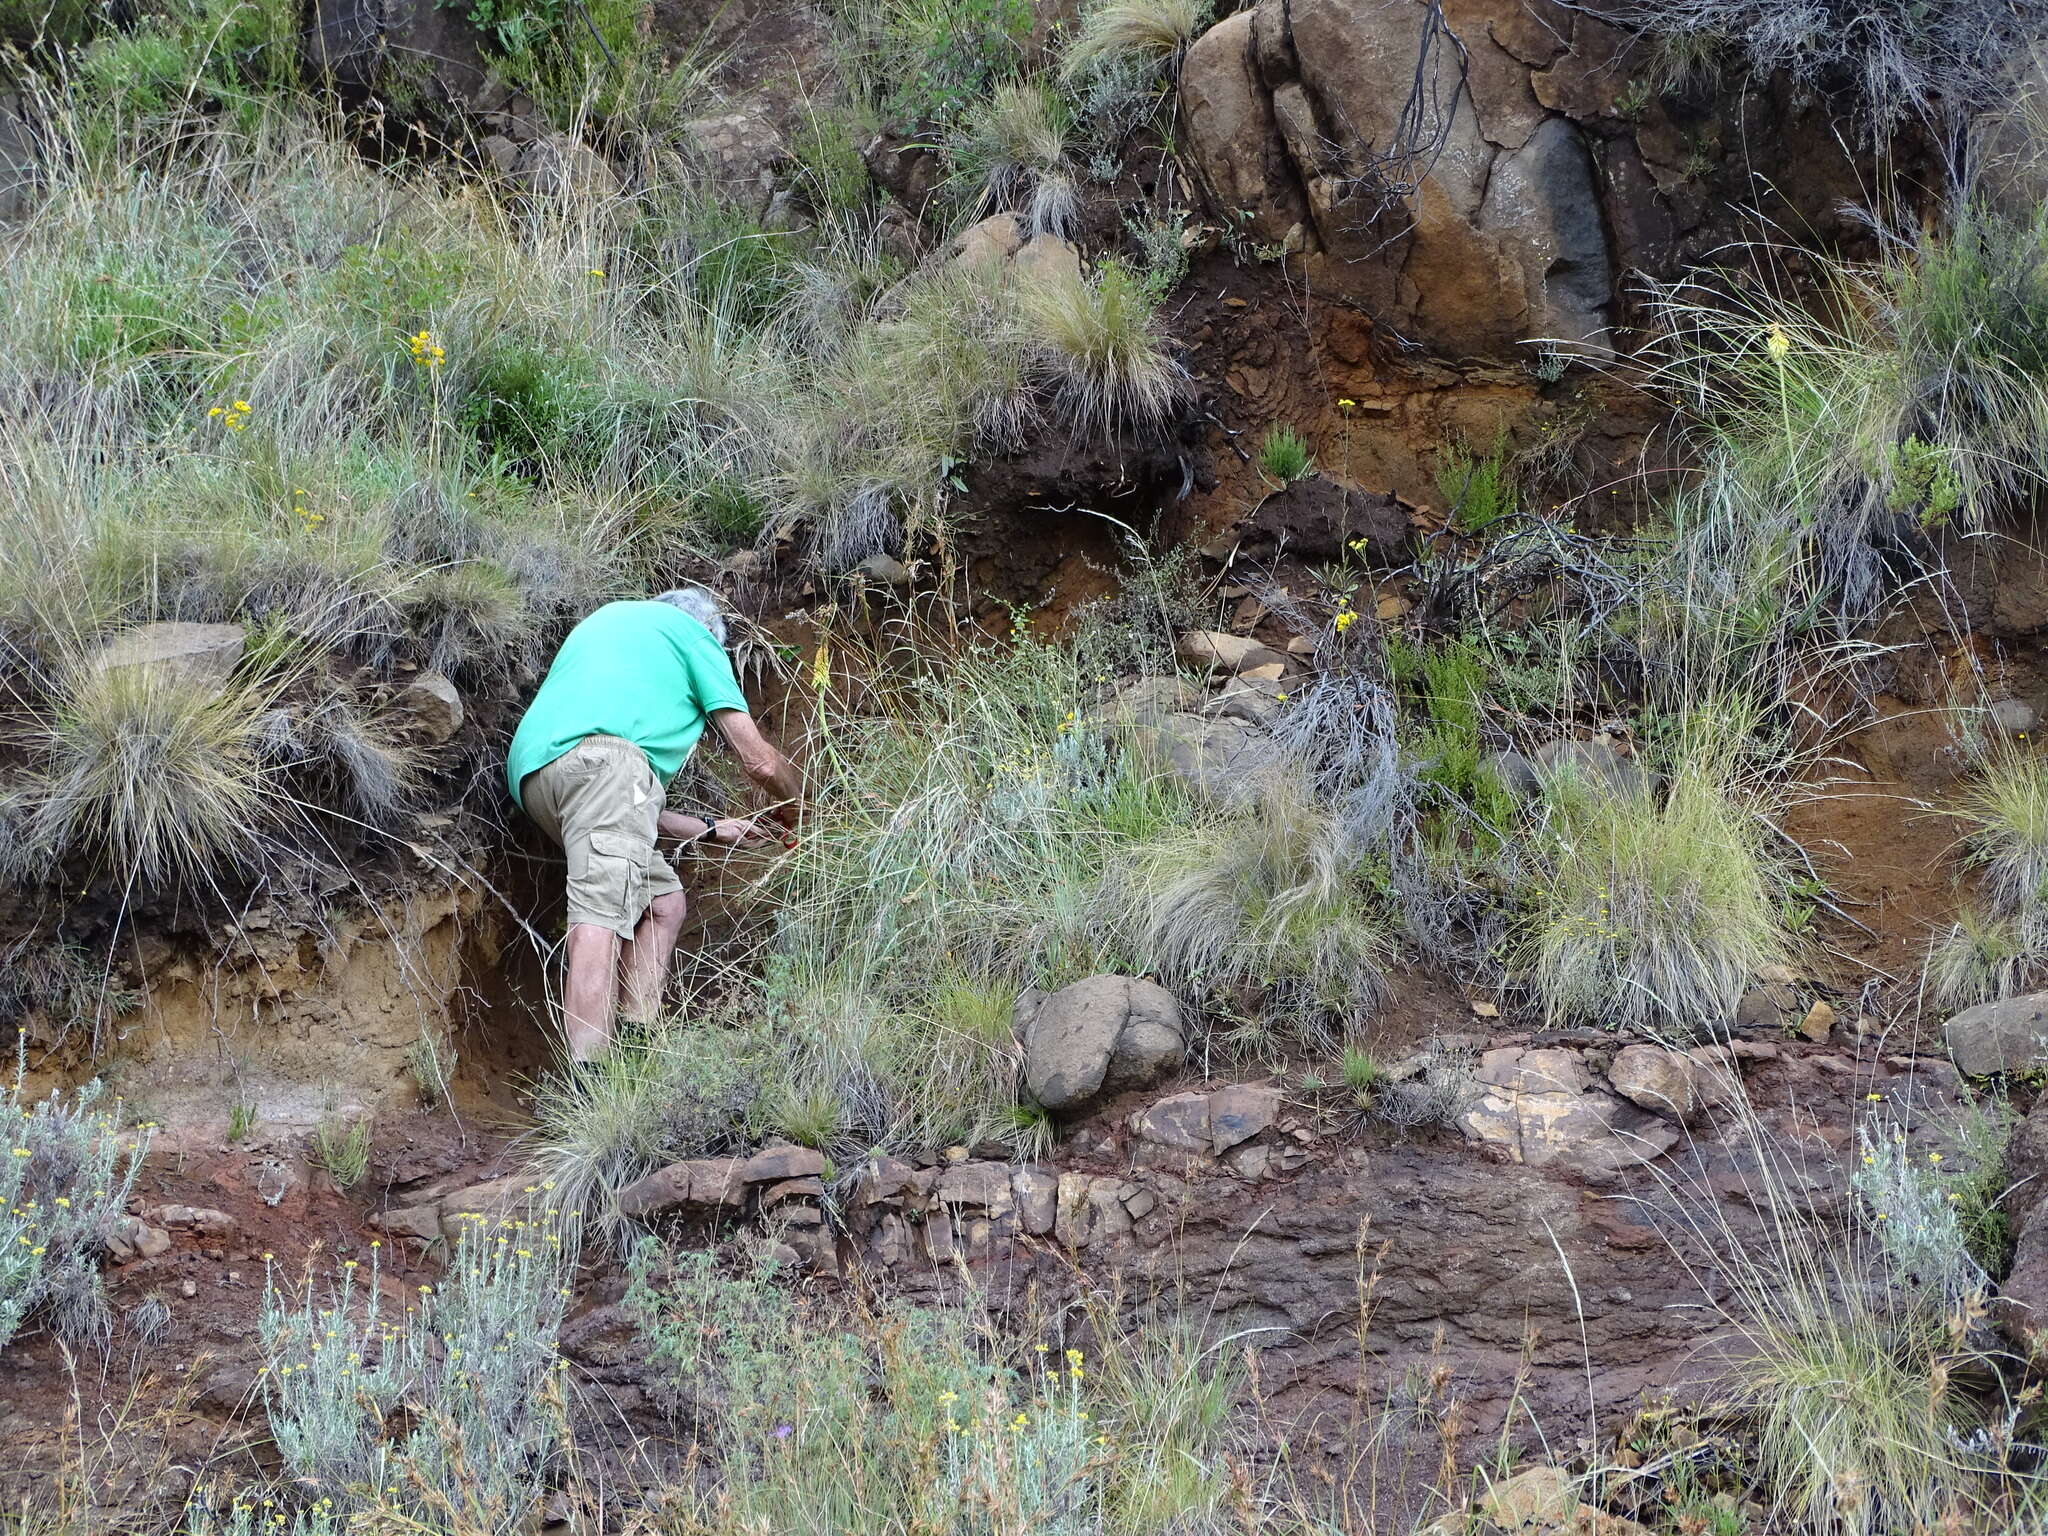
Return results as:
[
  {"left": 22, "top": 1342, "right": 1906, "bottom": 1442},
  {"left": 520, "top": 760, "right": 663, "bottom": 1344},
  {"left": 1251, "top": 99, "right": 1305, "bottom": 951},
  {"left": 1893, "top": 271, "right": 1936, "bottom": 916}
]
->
[{"left": 506, "top": 600, "right": 750, "bottom": 808}]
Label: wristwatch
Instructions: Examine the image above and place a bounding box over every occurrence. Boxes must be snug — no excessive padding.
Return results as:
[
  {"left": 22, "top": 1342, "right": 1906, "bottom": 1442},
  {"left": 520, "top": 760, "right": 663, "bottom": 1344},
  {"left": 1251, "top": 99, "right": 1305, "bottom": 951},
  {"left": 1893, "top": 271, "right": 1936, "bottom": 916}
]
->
[{"left": 694, "top": 814, "right": 721, "bottom": 843}]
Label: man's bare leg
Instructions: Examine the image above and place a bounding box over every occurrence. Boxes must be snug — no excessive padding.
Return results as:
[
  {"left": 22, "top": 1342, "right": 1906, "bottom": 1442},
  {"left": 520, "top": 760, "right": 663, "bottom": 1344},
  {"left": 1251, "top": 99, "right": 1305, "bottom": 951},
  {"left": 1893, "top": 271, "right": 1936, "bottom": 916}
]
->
[
  {"left": 619, "top": 889, "right": 688, "bottom": 1026},
  {"left": 563, "top": 922, "right": 623, "bottom": 1063}
]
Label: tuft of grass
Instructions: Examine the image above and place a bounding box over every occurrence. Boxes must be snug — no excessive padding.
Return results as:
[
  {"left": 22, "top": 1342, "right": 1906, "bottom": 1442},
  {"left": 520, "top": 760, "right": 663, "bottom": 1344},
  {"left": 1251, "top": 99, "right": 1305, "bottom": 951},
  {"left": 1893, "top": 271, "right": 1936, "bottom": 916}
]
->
[
  {"left": 405, "top": 1028, "right": 457, "bottom": 1109},
  {"left": 1924, "top": 905, "right": 2033, "bottom": 1010},
  {"left": 1339, "top": 1044, "right": 1382, "bottom": 1100},
  {"left": 1059, "top": 0, "right": 1212, "bottom": 82},
  {"left": 1953, "top": 747, "right": 2048, "bottom": 920},
  {"left": 1115, "top": 777, "right": 1394, "bottom": 1045},
  {"left": 1519, "top": 761, "right": 1788, "bottom": 1039},
  {"left": 1018, "top": 262, "right": 1186, "bottom": 439},
  {"left": 946, "top": 79, "right": 1078, "bottom": 238},
  {"left": 525, "top": 1022, "right": 765, "bottom": 1249},
  {"left": 5, "top": 649, "right": 287, "bottom": 892},
  {"left": 1257, "top": 424, "right": 1313, "bottom": 484}
]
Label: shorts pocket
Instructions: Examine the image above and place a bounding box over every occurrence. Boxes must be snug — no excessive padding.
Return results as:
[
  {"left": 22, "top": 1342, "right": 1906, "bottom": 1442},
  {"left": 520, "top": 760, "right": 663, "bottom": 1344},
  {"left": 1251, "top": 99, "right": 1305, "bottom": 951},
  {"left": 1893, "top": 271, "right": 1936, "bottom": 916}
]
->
[{"left": 578, "top": 830, "right": 646, "bottom": 933}]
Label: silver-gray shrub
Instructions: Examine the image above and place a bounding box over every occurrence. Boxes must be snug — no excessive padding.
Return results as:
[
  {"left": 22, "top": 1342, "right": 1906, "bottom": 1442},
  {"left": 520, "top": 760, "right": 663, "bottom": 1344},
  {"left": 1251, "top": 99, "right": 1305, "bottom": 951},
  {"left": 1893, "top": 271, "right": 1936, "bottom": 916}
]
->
[
  {"left": 1606, "top": 0, "right": 2048, "bottom": 129},
  {"left": 1, "top": 1076, "right": 149, "bottom": 1351},
  {"left": 260, "top": 1211, "right": 571, "bottom": 1519}
]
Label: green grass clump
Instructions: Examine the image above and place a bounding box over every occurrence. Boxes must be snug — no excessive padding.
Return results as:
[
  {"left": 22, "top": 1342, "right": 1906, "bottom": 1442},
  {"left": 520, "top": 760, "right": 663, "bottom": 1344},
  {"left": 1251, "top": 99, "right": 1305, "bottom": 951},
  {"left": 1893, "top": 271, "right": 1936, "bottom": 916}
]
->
[
  {"left": 1256, "top": 424, "right": 1313, "bottom": 484},
  {"left": 1059, "top": 0, "right": 1212, "bottom": 82},
  {"left": 5, "top": 650, "right": 287, "bottom": 892},
  {"left": 1018, "top": 261, "right": 1185, "bottom": 439},
  {"left": 624, "top": 1249, "right": 1243, "bottom": 1535},
  {"left": 1436, "top": 434, "right": 1519, "bottom": 535},
  {"left": 946, "top": 79, "right": 1077, "bottom": 237},
  {"left": 1519, "top": 764, "right": 1788, "bottom": 1038},
  {"left": 1924, "top": 905, "right": 2031, "bottom": 1010},
  {"left": 1954, "top": 748, "right": 2048, "bottom": 919},
  {"left": 1116, "top": 778, "right": 1394, "bottom": 1044}
]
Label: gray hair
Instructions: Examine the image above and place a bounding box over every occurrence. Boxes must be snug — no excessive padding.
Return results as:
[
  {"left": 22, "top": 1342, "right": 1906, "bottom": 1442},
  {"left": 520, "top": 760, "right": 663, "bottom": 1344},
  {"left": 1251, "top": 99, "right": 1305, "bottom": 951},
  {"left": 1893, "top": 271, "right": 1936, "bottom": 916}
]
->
[{"left": 654, "top": 585, "right": 728, "bottom": 645}]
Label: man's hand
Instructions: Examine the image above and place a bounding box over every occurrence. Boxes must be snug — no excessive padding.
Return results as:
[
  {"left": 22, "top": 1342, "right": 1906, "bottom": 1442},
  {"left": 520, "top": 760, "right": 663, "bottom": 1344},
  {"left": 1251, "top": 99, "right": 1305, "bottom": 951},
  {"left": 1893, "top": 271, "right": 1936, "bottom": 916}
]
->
[
  {"left": 707, "top": 816, "right": 773, "bottom": 846},
  {"left": 711, "top": 709, "right": 803, "bottom": 825}
]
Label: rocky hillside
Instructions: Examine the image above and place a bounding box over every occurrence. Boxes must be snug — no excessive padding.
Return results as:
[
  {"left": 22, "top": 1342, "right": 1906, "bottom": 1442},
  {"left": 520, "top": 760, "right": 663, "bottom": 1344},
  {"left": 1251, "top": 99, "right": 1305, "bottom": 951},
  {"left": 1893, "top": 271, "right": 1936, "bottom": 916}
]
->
[{"left": 4, "top": 0, "right": 2048, "bottom": 1530}]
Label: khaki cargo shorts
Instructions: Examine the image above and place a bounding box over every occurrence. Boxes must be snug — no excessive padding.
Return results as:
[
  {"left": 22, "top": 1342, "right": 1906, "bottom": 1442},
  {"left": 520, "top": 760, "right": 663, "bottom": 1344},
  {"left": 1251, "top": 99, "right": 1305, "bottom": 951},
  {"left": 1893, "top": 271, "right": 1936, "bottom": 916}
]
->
[{"left": 520, "top": 735, "right": 684, "bottom": 940}]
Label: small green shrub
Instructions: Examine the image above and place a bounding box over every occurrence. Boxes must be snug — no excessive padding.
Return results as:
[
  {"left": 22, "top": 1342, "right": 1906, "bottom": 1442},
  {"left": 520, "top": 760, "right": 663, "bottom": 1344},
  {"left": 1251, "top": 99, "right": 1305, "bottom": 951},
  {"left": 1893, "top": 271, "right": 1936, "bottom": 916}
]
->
[
  {"left": 1257, "top": 424, "right": 1313, "bottom": 484},
  {"left": 405, "top": 1028, "right": 457, "bottom": 1108},
  {"left": 846, "top": 0, "right": 1033, "bottom": 125},
  {"left": 310, "top": 1114, "right": 371, "bottom": 1189},
  {"left": 624, "top": 1247, "right": 1240, "bottom": 1535},
  {"left": 1436, "top": 434, "right": 1519, "bottom": 535},
  {"left": 1, "top": 1078, "right": 149, "bottom": 1351}
]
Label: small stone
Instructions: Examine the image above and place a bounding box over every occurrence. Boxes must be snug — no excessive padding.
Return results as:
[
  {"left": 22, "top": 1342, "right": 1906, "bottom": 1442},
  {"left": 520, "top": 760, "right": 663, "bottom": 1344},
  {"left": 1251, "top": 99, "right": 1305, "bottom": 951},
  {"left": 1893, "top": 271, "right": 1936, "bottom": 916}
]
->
[
  {"left": 739, "top": 1145, "right": 827, "bottom": 1183},
  {"left": 855, "top": 552, "right": 912, "bottom": 586},
  {"left": 1132, "top": 1092, "right": 1213, "bottom": 1152},
  {"left": 151, "top": 1204, "right": 236, "bottom": 1236},
  {"left": 1799, "top": 1001, "right": 1837, "bottom": 1042},
  {"left": 1122, "top": 1187, "right": 1157, "bottom": 1219},
  {"left": 1946, "top": 993, "right": 2048, "bottom": 1076},
  {"left": 107, "top": 1215, "right": 171, "bottom": 1262},
  {"left": 1022, "top": 975, "right": 1185, "bottom": 1115},
  {"left": 1177, "top": 630, "right": 1289, "bottom": 676},
  {"left": 937, "top": 1162, "right": 1011, "bottom": 1209},
  {"left": 396, "top": 670, "right": 464, "bottom": 744},
  {"left": 1207, "top": 1084, "right": 1280, "bottom": 1152},
  {"left": 1992, "top": 698, "right": 2038, "bottom": 735},
  {"left": 179, "top": 1279, "right": 198, "bottom": 1299},
  {"left": 1224, "top": 1142, "right": 1272, "bottom": 1180},
  {"left": 92, "top": 622, "right": 246, "bottom": 690},
  {"left": 1012, "top": 1169, "right": 1057, "bottom": 1235}
]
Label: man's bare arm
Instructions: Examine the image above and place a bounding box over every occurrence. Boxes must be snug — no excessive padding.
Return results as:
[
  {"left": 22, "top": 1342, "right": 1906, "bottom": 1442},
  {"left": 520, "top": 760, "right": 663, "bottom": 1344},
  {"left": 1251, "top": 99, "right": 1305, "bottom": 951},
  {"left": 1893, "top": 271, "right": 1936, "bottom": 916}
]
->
[{"left": 710, "top": 709, "right": 803, "bottom": 823}]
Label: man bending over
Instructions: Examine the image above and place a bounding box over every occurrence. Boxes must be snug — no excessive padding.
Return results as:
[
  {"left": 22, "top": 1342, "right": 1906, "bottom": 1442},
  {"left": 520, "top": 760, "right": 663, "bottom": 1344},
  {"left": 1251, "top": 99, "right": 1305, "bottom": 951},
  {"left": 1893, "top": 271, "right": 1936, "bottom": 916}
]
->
[{"left": 506, "top": 587, "right": 802, "bottom": 1065}]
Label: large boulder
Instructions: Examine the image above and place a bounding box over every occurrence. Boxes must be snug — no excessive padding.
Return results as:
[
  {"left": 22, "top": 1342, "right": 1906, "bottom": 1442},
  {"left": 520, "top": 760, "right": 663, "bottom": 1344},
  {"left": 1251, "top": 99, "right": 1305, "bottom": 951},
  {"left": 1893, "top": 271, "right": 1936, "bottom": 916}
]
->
[
  {"left": 92, "top": 622, "right": 246, "bottom": 690},
  {"left": 1179, "top": 10, "right": 1310, "bottom": 247},
  {"left": 1945, "top": 993, "right": 2048, "bottom": 1076},
  {"left": 1020, "top": 975, "right": 1185, "bottom": 1114}
]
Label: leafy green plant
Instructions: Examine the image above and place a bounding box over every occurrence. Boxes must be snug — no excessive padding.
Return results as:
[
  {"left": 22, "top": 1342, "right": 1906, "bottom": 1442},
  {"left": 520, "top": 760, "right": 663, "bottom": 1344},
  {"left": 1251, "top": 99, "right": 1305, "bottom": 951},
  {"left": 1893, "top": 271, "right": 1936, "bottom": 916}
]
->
[
  {"left": 310, "top": 1114, "right": 371, "bottom": 1189},
  {"left": 1257, "top": 425, "right": 1313, "bottom": 484}
]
